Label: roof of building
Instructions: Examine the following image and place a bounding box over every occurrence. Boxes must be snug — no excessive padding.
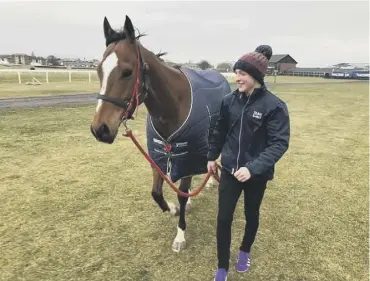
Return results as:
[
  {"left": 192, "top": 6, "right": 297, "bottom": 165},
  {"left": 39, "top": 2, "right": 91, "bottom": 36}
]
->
[{"left": 269, "top": 54, "right": 298, "bottom": 64}]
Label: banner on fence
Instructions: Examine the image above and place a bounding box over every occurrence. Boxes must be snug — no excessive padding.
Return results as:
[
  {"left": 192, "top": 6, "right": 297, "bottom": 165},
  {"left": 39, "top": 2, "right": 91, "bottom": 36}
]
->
[{"left": 327, "top": 71, "right": 369, "bottom": 80}]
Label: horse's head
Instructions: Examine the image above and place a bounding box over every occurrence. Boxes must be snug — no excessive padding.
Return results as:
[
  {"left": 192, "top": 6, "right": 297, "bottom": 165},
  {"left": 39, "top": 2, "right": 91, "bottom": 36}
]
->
[{"left": 90, "top": 16, "right": 147, "bottom": 144}]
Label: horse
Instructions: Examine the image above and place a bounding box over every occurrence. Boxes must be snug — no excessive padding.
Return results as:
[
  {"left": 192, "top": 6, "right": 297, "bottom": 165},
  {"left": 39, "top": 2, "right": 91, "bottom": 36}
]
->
[{"left": 90, "top": 15, "right": 231, "bottom": 252}]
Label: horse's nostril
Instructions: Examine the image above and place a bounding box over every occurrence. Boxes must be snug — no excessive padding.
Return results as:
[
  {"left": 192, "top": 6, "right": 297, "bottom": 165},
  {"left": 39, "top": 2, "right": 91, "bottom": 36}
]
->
[
  {"left": 91, "top": 123, "right": 114, "bottom": 143},
  {"left": 98, "top": 124, "right": 110, "bottom": 136}
]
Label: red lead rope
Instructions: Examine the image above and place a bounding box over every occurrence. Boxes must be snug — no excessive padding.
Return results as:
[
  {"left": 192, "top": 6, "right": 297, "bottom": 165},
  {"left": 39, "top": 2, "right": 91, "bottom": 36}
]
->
[{"left": 122, "top": 128, "right": 221, "bottom": 198}]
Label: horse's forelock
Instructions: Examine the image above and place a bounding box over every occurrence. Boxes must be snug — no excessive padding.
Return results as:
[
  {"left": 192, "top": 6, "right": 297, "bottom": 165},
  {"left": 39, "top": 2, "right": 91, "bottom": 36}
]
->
[{"left": 103, "top": 44, "right": 117, "bottom": 61}]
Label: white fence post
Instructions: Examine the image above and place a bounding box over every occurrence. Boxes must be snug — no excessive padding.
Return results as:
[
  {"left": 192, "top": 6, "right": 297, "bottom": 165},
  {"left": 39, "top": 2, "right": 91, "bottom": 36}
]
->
[
  {"left": 88, "top": 71, "right": 91, "bottom": 83},
  {"left": 46, "top": 71, "right": 49, "bottom": 83},
  {"left": 17, "top": 72, "right": 21, "bottom": 84},
  {"left": 69, "top": 71, "right": 71, "bottom": 83}
]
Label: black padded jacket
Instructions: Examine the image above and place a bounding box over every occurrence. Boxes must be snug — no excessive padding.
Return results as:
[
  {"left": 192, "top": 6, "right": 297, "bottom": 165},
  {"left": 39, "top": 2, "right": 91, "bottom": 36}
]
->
[{"left": 207, "top": 85, "right": 290, "bottom": 180}]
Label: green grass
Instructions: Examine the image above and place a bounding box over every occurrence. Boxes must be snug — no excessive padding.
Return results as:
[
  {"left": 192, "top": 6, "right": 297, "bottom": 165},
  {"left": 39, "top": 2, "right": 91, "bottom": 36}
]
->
[
  {"left": 0, "top": 82, "right": 368, "bottom": 281},
  {"left": 0, "top": 82, "right": 100, "bottom": 99},
  {"left": 0, "top": 71, "right": 100, "bottom": 99},
  {"left": 0, "top": 70, "right": 360, "bottom": 99},
  {"left": 0, "top": 70, "right": 99, "bottom": 83}
]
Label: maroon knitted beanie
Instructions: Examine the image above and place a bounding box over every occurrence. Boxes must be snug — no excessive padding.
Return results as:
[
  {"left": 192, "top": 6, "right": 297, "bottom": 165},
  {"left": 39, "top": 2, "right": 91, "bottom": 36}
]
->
[{"left": 233, "top": 45, "right": 273, "bottom": 85}]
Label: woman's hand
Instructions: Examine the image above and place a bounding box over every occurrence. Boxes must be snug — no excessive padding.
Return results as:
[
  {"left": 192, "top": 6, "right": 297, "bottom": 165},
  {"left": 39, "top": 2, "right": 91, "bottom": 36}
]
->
[{"left": 233, "top": 167, "right": 251, "bottom": 182}]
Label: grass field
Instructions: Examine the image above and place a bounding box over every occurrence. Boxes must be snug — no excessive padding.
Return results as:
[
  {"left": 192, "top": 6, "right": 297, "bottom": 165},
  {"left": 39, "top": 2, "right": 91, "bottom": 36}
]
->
[
  {"left": 0, "top": 70, "right": 99, "bottom": 83},
  {"left": 0, "top": 82, "right": 100, "bottom": 99},
  {"left": 0, "top": 82, "right": 368, "bottom": 281},
  {"left": 0, "top": 71, "right": 100, "bottom": 99},
  {"left": 0, "top": 70, "right": 363, "bottom": 99}
]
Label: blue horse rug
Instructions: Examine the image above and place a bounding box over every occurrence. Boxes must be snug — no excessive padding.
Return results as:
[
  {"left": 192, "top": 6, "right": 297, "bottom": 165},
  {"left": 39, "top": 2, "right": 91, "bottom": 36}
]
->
[{"left": 146, "top": 66, "right": 231, "bottom": 183}]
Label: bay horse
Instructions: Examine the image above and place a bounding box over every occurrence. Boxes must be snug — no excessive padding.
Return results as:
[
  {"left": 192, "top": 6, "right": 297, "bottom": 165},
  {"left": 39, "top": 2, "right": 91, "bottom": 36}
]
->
[{"left": 90, "top": 15, "right": 231, "bottom": 252}]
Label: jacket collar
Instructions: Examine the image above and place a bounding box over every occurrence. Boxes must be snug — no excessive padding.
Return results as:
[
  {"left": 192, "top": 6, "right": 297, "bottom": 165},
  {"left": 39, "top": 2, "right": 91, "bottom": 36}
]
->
[{"left": 233, "top": 84, "right": 267, "bottom": 103}]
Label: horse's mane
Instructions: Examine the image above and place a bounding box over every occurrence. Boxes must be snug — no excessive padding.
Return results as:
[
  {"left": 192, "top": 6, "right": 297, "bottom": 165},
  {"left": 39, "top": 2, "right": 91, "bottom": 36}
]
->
[
  {"left": 134, "top": 28, "right": 169, "bottom": 62},
  {"left": 108, "top": 27, "right": 169, "bottom": 63},
  {"left": 156, "top": 51, "right": 167, "bottom": 62}
]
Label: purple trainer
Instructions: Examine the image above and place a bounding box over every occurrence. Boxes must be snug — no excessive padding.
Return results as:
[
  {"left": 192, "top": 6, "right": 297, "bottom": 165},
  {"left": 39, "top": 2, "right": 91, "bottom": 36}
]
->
[
  {"left": 235, "top": 250, "right": 251, "bottom": 272},
  {"left": 214, "top": 268, "right": 228, "bottom": 281}
]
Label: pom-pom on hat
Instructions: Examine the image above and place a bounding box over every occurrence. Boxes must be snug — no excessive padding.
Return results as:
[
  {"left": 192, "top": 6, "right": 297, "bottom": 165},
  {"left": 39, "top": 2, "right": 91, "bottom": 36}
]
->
[{"left": 233, "top": 45, "right": 273, "bottom": 85}]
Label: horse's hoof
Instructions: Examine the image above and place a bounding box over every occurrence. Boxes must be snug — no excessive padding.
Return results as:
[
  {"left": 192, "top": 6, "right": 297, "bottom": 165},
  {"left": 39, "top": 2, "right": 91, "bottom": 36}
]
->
[
  {"left": 168, "top": 202, "right": 180, "bottom": 216},
  {"left": 172, "top": 240, "right": 186, "bottom": 253}
]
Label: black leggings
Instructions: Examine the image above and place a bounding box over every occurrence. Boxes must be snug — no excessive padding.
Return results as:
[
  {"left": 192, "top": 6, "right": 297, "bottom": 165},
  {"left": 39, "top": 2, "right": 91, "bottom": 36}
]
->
[{"left": 217, "top": 169, "right": 267, "bottom": 271}]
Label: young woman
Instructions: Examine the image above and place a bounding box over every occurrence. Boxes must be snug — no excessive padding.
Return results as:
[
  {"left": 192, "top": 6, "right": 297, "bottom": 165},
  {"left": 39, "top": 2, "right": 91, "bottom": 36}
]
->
[{"left": 207, "top": 45, "right": 290, "bottom": 281}]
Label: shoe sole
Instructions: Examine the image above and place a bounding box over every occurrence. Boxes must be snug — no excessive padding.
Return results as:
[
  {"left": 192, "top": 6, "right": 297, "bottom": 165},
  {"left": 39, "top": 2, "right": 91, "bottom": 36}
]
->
[
  {"left": 235, "top": 257, "right": 250, "bottom": 273},
  {"left": 236, "top": 268, "right": 249, "bottom": 273}
]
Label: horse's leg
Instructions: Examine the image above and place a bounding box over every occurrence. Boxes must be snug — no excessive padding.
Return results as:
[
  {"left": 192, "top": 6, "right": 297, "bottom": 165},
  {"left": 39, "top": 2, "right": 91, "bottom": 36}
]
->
[
  {"left": 151, "top": 168, "right": 173, "bottom": 214},
  {"left": 172, "top": 176, "right": 192, "bottom": 252}
]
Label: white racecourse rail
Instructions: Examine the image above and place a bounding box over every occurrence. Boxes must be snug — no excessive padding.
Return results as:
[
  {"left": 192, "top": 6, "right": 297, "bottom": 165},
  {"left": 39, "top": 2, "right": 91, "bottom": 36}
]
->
[{"left": 0, "top": 68, "right": 236, "bottom": 84}]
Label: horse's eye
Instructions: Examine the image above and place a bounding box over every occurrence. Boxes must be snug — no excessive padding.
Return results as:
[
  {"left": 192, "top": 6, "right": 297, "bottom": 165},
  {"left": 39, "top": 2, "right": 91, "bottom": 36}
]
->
[{"left": 121, "top": 69, "right": 132, "bottom": 79}]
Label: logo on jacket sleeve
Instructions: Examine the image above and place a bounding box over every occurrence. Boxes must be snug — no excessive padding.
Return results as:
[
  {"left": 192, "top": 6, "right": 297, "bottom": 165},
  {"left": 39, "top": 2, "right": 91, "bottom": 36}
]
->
[{"left": 252, "top": 111, "right": 262, "bottom": 119}]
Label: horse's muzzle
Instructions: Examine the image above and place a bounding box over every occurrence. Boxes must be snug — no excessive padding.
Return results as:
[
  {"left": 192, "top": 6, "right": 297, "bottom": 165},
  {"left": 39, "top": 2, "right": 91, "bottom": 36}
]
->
[{"left": 90, "top": 123, "right": 115, "bottom": 144}]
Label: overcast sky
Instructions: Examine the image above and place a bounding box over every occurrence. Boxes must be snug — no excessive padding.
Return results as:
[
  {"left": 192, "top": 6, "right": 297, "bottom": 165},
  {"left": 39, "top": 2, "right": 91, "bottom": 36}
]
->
[{"left": 0, "top": 1, "right": 368, "bottom": 67}]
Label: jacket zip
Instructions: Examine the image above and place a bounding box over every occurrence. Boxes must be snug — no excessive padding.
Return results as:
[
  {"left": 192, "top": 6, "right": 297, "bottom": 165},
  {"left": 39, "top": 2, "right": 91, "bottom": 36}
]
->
[{"left": 236, "top": 94, "right": 252, "bottom": 171}]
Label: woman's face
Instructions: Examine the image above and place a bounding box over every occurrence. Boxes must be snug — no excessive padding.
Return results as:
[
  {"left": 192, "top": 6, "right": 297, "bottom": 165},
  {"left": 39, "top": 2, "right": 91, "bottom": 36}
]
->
[{"left": 235, "top": 69, "right": 256, "bottom": 93}]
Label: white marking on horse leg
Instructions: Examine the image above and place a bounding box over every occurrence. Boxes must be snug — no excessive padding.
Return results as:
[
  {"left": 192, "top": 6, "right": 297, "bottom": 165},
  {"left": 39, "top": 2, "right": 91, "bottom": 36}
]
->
[
  {"left": 187, "top": 196, "right": 191, "bottom": 206},
  {"left": 172, "top": 226, "right": 186, "bottom": 252},
  {"left": 185, "top": 196, "right": 192, "bottom": 213},
  {"left": 96, "top": 52, "right": 118, "bottom": 112},
  {"left": 175, "top": 227, "right": 185, "bottom": 242},
  {"left": 168, "top": 202, "right": 177, "bottom": 216}
]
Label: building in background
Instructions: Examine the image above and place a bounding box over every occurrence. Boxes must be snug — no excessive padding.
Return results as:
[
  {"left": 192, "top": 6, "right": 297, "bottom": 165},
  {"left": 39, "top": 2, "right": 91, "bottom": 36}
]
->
[
  {"left": 0, "top": 55, "right": 11, "bottom": 65},
  {"left": 0, "top": 53, "right": 101, "bottom": 69},
  {"left": 268, "top": 54, "right": 298, "bottom": 73}
]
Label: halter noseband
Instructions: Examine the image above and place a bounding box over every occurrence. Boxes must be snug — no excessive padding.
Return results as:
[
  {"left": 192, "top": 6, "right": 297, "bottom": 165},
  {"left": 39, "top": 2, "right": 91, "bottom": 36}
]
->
[{"left": 96, "top": 40, "right": 148, "bottom": 121}]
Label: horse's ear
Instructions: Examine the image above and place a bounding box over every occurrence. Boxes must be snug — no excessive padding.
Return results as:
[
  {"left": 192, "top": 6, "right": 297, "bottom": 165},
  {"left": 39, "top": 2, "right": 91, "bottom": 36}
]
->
[
  {"left": 103, "top": 16, "right": 115, "bottom": 40},
  {"left": 124, "top": 15, "right": 135, "bottom": 42}
]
